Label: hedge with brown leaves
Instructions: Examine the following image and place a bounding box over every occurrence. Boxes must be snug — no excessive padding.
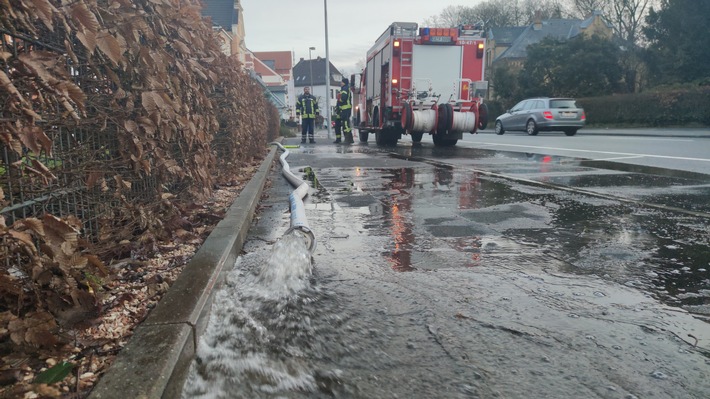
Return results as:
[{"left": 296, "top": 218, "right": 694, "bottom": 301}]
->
[{"left": 0, "top": 0, "right": 277, "bottom": 353}]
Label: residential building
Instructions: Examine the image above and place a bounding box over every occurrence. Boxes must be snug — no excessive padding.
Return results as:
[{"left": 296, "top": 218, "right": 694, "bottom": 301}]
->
[
  {"left": 252, "top": 51, "right": 295, "bottom": 119},
  {"left": 486, "top": 10, "right": 614, "bottom": 97},
  {"left": 292, "top": 56, "right": 343, "bottom": 122},
  {"left": 200, "top": 0, "right": 247, "bottom": 62},
  {"left": 246, "top": 52, "right": 291, "bottom": 118}
]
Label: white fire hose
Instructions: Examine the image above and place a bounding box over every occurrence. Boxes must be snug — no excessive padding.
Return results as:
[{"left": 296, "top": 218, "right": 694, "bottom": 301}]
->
[{"left": 271, "top": 142, "right": 316, "bottom": 253}]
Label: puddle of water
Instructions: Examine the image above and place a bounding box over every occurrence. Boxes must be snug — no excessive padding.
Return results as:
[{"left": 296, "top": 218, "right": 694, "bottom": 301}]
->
[{"left": 322, "top": 163, "right": 710, "bottom": 314}]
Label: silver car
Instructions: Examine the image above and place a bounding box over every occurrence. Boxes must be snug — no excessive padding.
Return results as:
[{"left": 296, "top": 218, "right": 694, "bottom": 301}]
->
[{"left": 494, "top": 97, "right": 586, "bottom": 136}]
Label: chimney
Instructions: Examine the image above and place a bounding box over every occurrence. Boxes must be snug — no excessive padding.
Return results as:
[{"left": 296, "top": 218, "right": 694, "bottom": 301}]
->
[
  {"left": 533, "top": 10, "right": 542, "bottom": 30},
  {"left": 299, "top": 57, "right": 304, "bottom": 61}
]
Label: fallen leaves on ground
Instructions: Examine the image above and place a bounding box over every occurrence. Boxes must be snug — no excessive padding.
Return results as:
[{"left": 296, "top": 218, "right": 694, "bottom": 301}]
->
[{"left": 0, "top": 164, "right": 266, "bottom": 398}]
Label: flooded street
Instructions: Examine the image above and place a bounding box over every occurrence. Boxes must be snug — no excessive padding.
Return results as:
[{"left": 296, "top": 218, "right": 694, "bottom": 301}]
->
[{"left": 183, "top": 140, "right": 710, "bottom": 398}]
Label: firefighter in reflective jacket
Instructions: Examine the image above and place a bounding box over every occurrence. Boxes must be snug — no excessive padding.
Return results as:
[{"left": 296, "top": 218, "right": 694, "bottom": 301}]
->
[
  {"left": 296, "top": 86, "right": 319, "bottom": 144},
  {"left": 332, "top": 105, "right": 340, "bottom": 143},
  {"left": 334, "top": 77, "right": 353, "bottom": 144}
]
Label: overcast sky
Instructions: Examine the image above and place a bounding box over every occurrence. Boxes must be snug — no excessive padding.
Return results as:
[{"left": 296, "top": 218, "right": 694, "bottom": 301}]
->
[{"left": 241, "top": 0, "right": 480, "bottom": 76}]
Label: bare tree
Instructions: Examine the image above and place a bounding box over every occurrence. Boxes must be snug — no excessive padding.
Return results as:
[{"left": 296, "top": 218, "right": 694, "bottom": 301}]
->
[
  {"left": 454, "top": 0, "right": 573, "bottom": 29},
  {"left": 518, "top": 0, "right": 570, "bottom": 22},
  {"left": 459, "top": 0, "right": 518, "bottom": 28},
  {"left": 609, "top": 0, "right": 653, "bottom": 46},
  {"left": 423, "top": 5, "right": 466, "bottom": 27},
  {"left": 568, "top": 0, "right": 656, "bottom": 46},
  {"left": 570, "top": 0, "right": 611, "bottom": 17}
]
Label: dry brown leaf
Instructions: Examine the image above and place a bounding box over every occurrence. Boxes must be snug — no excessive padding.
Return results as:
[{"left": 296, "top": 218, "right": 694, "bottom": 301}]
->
[
  {"left": 8, "top": 230, "right": 36, "bottom": 251},
  {"left": 42, "top": 214, "right": 79, "bottom": 249},
  {"left": 141, "top": 91, "right": 158, "bottom": 113},
  {"left": 69, "top": 1, "right": 99, "bottom": 34},
  {"left": 7, "top": 311, "right": 60, "bottom": 348},
  {"left": 96, "top": 31, "right": 124, "bottom": 66},
  {"left": 17, "top": 125, "right": 49, "bottom": 155},
  {"left": 0, "top": 70, "right": 28, "bottom": 106},
  {"left": 29, "top": 158, "right": 57, "bottom": 181},
  {"left": 124, "top": 120, "right": 138, "bottom": 133},
  {"left": 173, "top": 40, "right": 191, "bottom": 55},
  {"left": 17, "top": 51, "right": 57, "bottom": 87},
  {"left": 85, "top": 254, "right": 108, "bottom": 276},
  {"left": 75, "top": 29, "right": 96, "bottom": 54},
  {"left": 86, "top": 171, "right": 102, "bottom": 188},
  {"left": 26, "top": 0, "right": 57, "bottom": 30},
  {"left": 18, "top": 217, "right": 44, "bottom": 236},
  {"left": 21, "top": 106, "right": 44, "bottom": 122}
]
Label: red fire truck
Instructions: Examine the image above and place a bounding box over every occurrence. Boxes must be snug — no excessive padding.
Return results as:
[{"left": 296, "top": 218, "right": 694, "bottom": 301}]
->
[{"left": 351, "top": 22, "right": 489, "bottom": 146}]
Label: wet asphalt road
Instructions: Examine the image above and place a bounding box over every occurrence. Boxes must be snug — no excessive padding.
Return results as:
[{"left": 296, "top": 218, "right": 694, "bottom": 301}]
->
[
  {"left": 461, "top": 128, "right": 710, "bottom": 176},
  {"left": 183, "top": 134, "right": 710, "bottom": 399}
]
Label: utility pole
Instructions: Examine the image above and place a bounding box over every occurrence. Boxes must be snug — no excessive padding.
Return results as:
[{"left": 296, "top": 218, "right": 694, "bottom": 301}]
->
[{"left": 324, "top": 0, "right": 331, "bottom": 139}]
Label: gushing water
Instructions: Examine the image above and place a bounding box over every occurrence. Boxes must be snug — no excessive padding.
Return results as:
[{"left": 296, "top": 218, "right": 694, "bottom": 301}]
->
[
  {"left": 182, "top": 231, "right": 326, "bottom": 399},
  {"left": 256, "top": 230, "right": 313, "bottom": 297}
]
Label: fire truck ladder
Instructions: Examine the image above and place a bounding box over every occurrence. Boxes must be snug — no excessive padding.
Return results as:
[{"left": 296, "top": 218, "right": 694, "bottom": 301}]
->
[{"left": 399, "top": 43, "right": 412, "bottom": 101}]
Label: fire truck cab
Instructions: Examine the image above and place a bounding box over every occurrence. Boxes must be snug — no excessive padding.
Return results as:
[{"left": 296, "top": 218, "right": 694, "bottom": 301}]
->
[{"left": 352, "top": 22, "right": 489, "bottom": 146}]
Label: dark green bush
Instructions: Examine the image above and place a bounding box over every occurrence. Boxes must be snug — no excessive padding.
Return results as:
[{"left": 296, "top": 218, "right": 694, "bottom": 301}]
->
[{"left": 578, "top": 87, "right": 710, "bottom": 127}]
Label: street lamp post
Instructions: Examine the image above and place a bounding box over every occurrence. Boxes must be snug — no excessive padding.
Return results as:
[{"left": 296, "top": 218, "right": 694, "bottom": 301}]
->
[
  {"left": 308, "top": 46, "right": 316, "bottom": 132},
  {"left": 308, "top": 46, "right": 315, "bottom": 94},
  {"left": 324, "top": 0, "right": 331, "bottom": 139}
]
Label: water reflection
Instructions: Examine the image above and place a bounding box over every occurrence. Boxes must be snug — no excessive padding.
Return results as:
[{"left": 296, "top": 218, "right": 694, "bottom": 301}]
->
[
  {"left": 381, "top": 168, "right": 416, "bottom": 271},
  {"left": 351, "top": 159, "right": 710, "bottom": 312}
]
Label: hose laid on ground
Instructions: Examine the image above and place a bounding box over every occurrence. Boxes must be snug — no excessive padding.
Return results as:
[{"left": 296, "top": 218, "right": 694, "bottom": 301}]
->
[{"left": 271, "top": 142, "right": 316, "bottom": 253}]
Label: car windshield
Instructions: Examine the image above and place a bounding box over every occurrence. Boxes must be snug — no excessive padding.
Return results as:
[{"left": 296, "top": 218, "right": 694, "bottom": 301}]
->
[{"left": 550, "top": 99, "right": 577, "bottom": 109}]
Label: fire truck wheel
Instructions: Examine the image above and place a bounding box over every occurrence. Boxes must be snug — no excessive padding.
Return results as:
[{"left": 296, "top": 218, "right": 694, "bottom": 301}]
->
[
  {"left": 433, "top": 134, "right": 457, "bottom": 147},
  {"left": 446, "top": 104, "right": 454, "bottom": 130},
  {"left": 437, "top": 104, "right": 451, "bottom": 134},
  {"left": 478, "top": 103, "right": 489, "bottom": 130},
  {"left": 359, "top": 130, "right": 369, "bottom": 142},
  {"left": 410, "top": 132, "right": 423, "bottom": 143},
  {"left": 401, "top": 103, "right": 413, "bottom": 130}
]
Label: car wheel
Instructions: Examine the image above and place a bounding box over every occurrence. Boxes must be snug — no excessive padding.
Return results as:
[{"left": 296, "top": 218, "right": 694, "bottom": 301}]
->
[
  {"left": 495, "top": 120, "right": 505, "bottom": 135},
  {"left": 564, "top": 129, "right": 578, "bottom": 136},
  {"left": 526, "top": 119, "right": 538, "bottom": 136}
]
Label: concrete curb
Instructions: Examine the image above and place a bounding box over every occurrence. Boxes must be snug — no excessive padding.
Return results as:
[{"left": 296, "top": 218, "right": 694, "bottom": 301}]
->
[{"left": 90, "top": 143, "right": 280, "bottom": 399}]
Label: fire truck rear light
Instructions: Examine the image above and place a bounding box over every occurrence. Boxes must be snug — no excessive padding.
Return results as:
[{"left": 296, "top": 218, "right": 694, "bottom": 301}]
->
[
  {"left": 476, "top": 42, "right": 484, "bottom": 58},
  {"left": 543, "top": 111, "right": 554, "bottom": 119},
  {"left": 394, "top": 40, "right": 400, "bottom": 47},
  {"left": 392, "top": 78, "right": 398, "bottom": 85}
]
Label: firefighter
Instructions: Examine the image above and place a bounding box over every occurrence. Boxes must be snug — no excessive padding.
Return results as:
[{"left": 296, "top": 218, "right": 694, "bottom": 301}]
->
[
  {"left": 337, "top": 77, "right": 354, "bottom": 144},
  {"left": 332, "top": 105, "right": 341, "bottom": 143},
  {"left": 296, "top": 86, "right": 319, "bottom": 144}
]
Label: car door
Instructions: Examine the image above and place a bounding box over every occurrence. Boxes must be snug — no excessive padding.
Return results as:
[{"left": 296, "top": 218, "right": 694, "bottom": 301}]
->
[
  {"left": 528, "top": 100, "right": 545, "bottom": 124},
  {"left": 507, "top": 100, "right": 528, "bottom": 130}
]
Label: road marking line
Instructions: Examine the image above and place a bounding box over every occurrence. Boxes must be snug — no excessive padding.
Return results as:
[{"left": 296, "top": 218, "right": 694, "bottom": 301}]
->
[
  {"left": 599, "top": 137, "right": 694, "bottom": 142},
  {"left": 472, "top": 142, "right": 710, "bottom": 163},
  {"left": 593, "top": 155, "right": 645, "bottom": 161}
]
